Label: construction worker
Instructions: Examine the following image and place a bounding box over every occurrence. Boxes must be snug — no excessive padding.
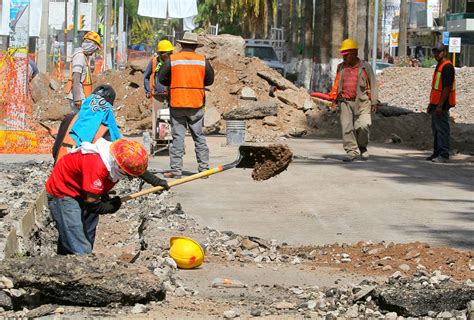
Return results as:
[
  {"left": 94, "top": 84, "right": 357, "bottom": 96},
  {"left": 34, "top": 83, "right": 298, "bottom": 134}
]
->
[
  {"left": 52, "top": 85, "right": 168, "bottom": 189},
  {"left": 158, "top": 32, "right": 215, "bottom": 178},
  {"left": 144, "top": 39, "right": 175, "bottom": 141},
  {"left": 46, "top": 138, "right": 165, "bottom": 255},
  {"left": 426, "top": 43, "right": 456, "bottom": 163},
  {"left": 329, "top": 39, "right": 378, "bottom": 162},
  {"left": 65, "top": 31, "right": 101, "bottom": 113}
]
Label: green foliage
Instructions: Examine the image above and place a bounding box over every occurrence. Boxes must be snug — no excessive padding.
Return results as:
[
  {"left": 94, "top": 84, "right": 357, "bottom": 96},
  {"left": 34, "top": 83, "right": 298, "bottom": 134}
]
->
[{"left": 422, "top": 57, "right": 437, "bottom": 68}]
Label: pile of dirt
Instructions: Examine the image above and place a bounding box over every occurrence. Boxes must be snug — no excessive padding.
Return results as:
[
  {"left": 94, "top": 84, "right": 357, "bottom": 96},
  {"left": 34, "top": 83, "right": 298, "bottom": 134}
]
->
[
  {"left": 32, "top": 34, "right": 314, "bottom": 141},
  {"left": 378, "top": 67, "right": 474, "bottom": 124}
]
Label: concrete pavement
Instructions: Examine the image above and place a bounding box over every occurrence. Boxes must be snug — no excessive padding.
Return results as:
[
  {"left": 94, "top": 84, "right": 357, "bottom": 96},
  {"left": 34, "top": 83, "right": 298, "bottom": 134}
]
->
[{"left": 148, "top": 136, "right": 474, "bottom": 250}]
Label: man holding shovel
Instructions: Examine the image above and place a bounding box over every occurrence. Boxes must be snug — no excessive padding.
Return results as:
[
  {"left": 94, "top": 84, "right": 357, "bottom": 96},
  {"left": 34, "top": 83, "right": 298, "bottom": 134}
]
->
[{"left": 46, "top": 138, "right": 168, "bottom": 255}]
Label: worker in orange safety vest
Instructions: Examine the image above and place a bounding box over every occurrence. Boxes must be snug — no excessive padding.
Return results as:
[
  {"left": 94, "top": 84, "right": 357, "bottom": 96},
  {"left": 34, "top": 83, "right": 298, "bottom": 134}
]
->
[
  {"left": 65, "top": 31, "right": 101, "bottom": 113},
  {"left": 426, "top": 43, "right": 456, "bottom": 163},
  {"left": 158, "top": 32, "right": 215, "bottom": 179}
]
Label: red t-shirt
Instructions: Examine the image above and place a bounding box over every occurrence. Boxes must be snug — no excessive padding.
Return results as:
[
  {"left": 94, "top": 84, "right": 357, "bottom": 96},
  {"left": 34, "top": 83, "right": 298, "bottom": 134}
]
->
[
  {"left": 341, "top": 62, "right": 360, "bottom": 99},
  {"left": 46, "top": 152, "right": 116, "bottom": 198}
]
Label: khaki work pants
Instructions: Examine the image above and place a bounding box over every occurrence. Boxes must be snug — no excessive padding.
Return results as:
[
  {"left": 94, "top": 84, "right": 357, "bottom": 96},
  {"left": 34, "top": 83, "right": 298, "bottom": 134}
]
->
[
  {"left": 151, "top": 96, "right": 166, "bottom": 140},
  {"left": 339, "top": 100, "right": 371, "bottom": 156}
]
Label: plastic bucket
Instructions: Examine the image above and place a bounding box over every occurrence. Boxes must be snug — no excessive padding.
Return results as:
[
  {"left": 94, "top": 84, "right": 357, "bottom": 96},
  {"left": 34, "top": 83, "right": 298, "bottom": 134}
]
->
[{"left": 226, "top": 120, "right": 246, "bottom": 146}]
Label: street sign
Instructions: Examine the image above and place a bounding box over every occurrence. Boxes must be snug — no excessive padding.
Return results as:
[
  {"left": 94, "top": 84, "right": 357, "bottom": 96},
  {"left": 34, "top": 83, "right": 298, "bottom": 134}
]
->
[
  {"left": 449, "top": 37, "right": 461, "bottom": 53},
  {"left": 443, "top": 32, "right": 449, "bottom": 45}
]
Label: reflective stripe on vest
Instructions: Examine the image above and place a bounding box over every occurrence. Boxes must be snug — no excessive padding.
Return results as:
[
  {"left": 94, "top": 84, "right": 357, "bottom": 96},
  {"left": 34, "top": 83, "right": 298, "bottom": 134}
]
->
[
  {"left": 65, "top": 52, "right": 93, "bottom": 98},
  {"left": 56, "top": 114, "right": 108, "bottom": 162},
  {"left": 150, "top": 56, "right": 157, "bottom": 98},
  {"left": 430, "top": 60, "right": 456, "bottom": 106},
  {"left": 169, "top": 52, "right": 206, "bottom": 108}
]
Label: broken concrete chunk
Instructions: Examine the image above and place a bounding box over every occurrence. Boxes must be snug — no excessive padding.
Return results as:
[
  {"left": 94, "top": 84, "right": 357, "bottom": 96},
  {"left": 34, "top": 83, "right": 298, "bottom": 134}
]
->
[
  {"left": 263, "top": 116, "right": 278, "bottom": 126},
  {"left": 274, "top": 88, "right": 309, "bottom": 110},
  {"left": 0, "top": 291, "right": 13, "bottom": 310},
  {"left": 49, "top": 80, "right": 60, "bottom": 91},
  {"left": 204, "top": 106, "right": 221, "bottom": 128},
  {"left": 375, "top": 286, "right": 474, "bottom": 317},
  {"left": 131, "top": 303, "right": 148, "bottom": 314},
  {"left": 25, "top": 304, "right": 58, "bottom": 318},
  {"left": 241, "top": 239, "right": 259, "bottom": 250},
  {"left": 0, "top": 276, "right": 14, "bottom": 289},
  {"left": 223, "top": 308, "right": 240, "bottom": 318},
  {"left": 223, "top": 100, "right": 278, "bottom": 120},
  {"left": 257, "top": 70, "right": 298, "bottom": 91},
  {"left": 240, "top": 87, "right": 257, "bottom": 101},
  {"left": 274, "top": 301, "right": 296, "bottom": 310},
  {"left": 352, "top": 285, "right": 376, "bottom": 302},
  {"left": 0, "top": 255, "right": 165, "bottom": 307}
]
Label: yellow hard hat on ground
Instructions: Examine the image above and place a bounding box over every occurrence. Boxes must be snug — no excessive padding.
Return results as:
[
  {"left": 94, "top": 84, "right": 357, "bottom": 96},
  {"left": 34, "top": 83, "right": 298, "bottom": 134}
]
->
[
  {"left": 339, "top": 39, "right": 358, "bottom": 54},
  {"left": 157, "top": 40, "right": 175, "bottom": 53},
  {"left": 83, "top": 31, "right": 102, "bottom": 48},
  {"left": 169, "top": 236, "right": 205, "bottom": 269}
]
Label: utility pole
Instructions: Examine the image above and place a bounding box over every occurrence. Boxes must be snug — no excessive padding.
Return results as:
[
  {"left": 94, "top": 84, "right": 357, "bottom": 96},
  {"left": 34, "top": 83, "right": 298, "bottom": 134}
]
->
[
  {"left": 372, "top": 0, "right": 379, "bottom": 71},
  {"left": 104, "top": 0, "right": 110, "bottom": 70},
  {"left": 72, "top": 0, "right": 79, "bottom": 48},
  {"left": 64, "top": 0, "right": 68, "bottom": 66},
  {"left": 381, "top": 0, "right": 386, "bottom": 59},
  {"left": 399, "top": 0, "right": 408, "bottom": 57},
  {"left": 38, "top": 0, "right": 50, "bottom": 73},
  {"left": 118, "top": 0, "right": 125, "bottom": 68}
]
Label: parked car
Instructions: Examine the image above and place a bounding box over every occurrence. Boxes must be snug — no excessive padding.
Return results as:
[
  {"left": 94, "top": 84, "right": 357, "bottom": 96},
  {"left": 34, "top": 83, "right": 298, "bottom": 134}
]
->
[
  {"left": 375, "top": 61, "right": 394, "bottom": 75},
  {"left": 244, "top": 41, "right": 286, "bottom": 76}
]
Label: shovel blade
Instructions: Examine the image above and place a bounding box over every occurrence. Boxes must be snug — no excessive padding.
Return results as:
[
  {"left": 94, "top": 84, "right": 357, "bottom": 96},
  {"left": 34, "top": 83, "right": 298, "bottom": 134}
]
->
[{"left": 235, "top": 145, "right": 267, "bottom": 169}]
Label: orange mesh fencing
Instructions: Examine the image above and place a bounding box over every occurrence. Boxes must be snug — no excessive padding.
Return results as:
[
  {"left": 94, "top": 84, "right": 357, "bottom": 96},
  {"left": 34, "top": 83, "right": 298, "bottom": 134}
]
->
[{"left": 0, "top": 50, "right": 54, "bottom": 154}]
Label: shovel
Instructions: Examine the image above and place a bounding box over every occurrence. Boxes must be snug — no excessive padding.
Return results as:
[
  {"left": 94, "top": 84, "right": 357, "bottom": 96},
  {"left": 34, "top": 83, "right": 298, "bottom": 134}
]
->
[{"left": 121, "top": 145, "right": 264, "bottom": 202}]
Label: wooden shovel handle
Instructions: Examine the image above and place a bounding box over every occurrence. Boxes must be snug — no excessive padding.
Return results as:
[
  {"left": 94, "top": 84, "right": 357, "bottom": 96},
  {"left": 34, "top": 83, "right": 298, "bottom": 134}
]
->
[{"left": 121, "top": 166, "right": 224, "bottom": 202}]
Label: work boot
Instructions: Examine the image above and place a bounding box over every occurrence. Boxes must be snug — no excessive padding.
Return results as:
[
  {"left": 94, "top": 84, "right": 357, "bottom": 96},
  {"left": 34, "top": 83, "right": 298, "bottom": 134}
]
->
[
  {"left": 431, "top": 156, "right": 448, "bottom": 163},
  {"left": 342, "top": 153, "right": 360, "bottom": 162},
  {"left": 425, "top": 154, "right": 438, "bottom": 161},
  {"left": 163, "top": 172, "right": 182, "bottom": 179},
  {"left": 360, "top": 149, "right": 369, "bottom": 160}
]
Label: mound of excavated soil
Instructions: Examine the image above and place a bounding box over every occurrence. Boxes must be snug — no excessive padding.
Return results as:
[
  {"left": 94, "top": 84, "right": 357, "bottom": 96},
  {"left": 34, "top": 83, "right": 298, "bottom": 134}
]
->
[{"left": 245, "top": 144, "right": 293, "bottom": 181}]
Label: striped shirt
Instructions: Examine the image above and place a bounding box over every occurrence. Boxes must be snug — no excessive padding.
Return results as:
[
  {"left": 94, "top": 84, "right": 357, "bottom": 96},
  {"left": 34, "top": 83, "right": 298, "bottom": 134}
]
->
[{"left": 341, "top": 62, "right": 360, "bottom": 99}]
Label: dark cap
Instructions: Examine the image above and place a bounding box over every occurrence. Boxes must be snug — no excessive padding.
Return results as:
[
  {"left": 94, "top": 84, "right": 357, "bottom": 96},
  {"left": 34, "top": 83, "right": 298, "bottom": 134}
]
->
[{"left": 432, "top": 43, "right": 446, "bottom": 52}]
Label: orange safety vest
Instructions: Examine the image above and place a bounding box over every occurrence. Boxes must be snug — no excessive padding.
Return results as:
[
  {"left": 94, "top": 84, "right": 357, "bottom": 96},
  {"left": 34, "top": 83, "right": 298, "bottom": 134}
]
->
[
  {"left": 150, "top": 56, "right": 158, "bottom": 97},
  {"left": 56, "top": 114, "right": 108, "bottom": 162},
  {"left": 430, "top": 60, "right": 456, "bottom": 106},
  {"left": 65, "top": 52, "right": 93, "bottom": 98},
  {"left": 169, "top": 51, "right": 206, "bottom": 108}
]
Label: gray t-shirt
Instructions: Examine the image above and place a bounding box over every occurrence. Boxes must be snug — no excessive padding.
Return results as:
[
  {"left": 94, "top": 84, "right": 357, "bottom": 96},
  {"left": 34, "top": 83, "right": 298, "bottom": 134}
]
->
[{"left": 66, "top": 48, "right": 89, "bottom": 101}]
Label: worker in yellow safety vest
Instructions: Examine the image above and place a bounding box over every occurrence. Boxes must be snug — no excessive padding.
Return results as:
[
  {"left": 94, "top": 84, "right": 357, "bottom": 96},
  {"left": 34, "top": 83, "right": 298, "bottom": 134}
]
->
[
  {"left": 65, "top": 31, "right": 101, "bottom": 113},
  {"left": 158, "top": 32, "right": 215, "bottom": 179},
  {"left": 426, "top": 43, "right": 456, "bottom": 163},
  {"left": 144, "top": 39, "right": 175, "bottom": 141}
]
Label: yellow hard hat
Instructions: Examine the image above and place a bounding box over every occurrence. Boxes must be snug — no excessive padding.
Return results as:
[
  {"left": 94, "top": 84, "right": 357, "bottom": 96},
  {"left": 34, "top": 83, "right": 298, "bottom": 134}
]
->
[
  {"left": 169, "top": 236, "right": 205, "bottom": 269},
  {"left": 339, "top": 39, "right": 358, "bottom": 52},
  {"left": 157, "top": 40, "right": 175, "bottom": 53},
  {"left": 83, "top": 31, "right": 102, "bottom": 48}
]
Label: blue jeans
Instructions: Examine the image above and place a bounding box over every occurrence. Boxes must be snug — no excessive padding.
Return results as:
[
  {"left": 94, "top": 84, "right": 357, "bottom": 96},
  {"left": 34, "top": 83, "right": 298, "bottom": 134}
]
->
[
  {"left": 47, "top": 195, "right": 99, "bottom": 255},
  {"left": 429, "top": 106, "right": 450, "bottom": 158}
]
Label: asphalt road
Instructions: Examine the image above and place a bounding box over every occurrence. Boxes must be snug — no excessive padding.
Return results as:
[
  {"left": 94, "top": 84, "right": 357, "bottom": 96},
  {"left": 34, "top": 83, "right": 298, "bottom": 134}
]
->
[{"left": 148, "top": 136, "right": 474, "bottom": 250}]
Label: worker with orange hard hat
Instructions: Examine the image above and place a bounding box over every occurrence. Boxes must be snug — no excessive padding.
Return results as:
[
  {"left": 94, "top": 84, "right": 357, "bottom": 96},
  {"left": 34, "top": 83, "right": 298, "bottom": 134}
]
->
[
  {"left": 65, "top": 31, "right": 102, "bottom": 113},
  {"left": 45, "top": 138, "right": 169, "bottom": 255}
]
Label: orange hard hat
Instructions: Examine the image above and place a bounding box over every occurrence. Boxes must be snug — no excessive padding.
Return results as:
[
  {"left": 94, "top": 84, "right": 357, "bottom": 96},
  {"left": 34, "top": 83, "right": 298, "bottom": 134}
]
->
[
  {"left": 110, "top": 139, "right": 148, "bottom": 176},
  {"left": 83, "top": 31, "right": 102, "bottom": 48}
]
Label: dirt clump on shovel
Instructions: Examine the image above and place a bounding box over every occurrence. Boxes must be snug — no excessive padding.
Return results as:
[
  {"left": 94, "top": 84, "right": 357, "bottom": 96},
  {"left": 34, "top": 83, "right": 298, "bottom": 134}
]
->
[{"left": 248, "top": 144, "right": 293, "bottom": 181}]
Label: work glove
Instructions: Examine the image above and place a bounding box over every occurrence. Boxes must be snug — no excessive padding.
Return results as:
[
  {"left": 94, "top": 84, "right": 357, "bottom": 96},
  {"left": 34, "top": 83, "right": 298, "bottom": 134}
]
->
[
  {"left": 85, "top": 196, "right": 122, "bottom": 215},
  {"left": 140, "top": 170, "right": 170, "bottom": 190}
]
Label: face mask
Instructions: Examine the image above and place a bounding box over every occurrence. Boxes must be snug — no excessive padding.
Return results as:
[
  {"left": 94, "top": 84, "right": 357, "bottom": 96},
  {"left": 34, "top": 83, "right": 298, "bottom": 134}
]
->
[{"left": 82, "top": 41, "right": 98, "bottom": 55}]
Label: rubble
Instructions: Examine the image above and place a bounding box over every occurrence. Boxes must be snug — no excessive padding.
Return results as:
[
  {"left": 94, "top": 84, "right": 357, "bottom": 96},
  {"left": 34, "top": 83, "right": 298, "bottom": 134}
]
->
[
  {"left": 378, "top": 67, "right": 474, "bottom": 124},
  {"left": 0, "top": 255, "right": 165, "bottom": 307}
]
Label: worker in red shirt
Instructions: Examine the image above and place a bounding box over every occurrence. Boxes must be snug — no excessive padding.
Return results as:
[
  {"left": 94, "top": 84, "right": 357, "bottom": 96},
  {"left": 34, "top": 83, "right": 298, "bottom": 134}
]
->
[
  {"left": 45, "top": 138, "right": 167, "bottom": 255},
  {"left": 329, "top": 39, "right": 378, "bottom": 162}
]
